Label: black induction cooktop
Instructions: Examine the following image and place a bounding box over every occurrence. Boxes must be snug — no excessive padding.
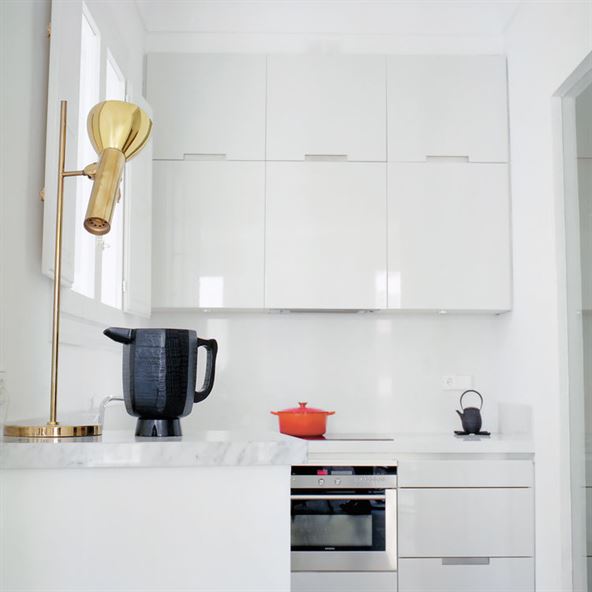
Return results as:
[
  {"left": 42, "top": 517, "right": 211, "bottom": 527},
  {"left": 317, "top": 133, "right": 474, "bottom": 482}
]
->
[{"left": 297, "top": 434, "right": 395, "bottom": 441}]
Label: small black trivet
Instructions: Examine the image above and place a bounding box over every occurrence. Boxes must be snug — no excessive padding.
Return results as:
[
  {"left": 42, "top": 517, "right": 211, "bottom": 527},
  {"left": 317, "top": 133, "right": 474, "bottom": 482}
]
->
[{"left": 454, "top": 430, "right": 491, "bottom": 436}]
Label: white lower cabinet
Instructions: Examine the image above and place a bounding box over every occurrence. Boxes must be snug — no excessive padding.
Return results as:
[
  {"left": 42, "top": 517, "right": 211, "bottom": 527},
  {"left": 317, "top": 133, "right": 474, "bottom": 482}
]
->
[
  {"left": 152, "top": 161, "right": 265, "bottom": 309},
  {"left": 397, "top": 460, "right": 533, "bottom": 488},
  {"left": 292, "top": 571, "right": 397, "bottom": 592},
  {"left": 398, "top": 458, "right": 534, "bottom": 592},
  {"left": 265, "top": 162, "right": 387, "bottom": 309},
  {"left": 398, "top": 488, "right": 533, "bottom": 557},
  {"left": 398, "top": 558, "right": 534, "bottom": 592}
]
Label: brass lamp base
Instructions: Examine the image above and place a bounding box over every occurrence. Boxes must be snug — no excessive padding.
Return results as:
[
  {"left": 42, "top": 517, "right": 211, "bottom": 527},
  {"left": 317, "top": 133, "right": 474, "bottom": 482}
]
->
[{"left": 3, "top": 423, "right": 102, "bottom": 438}]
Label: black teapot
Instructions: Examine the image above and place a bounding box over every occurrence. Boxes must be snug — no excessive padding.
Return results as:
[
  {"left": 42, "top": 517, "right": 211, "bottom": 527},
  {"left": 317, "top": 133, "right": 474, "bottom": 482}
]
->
[
  {"left": 456, "top": 390, "right": 484, "bottom": 435},
  {"left": 104, "top": 327, "right": 218, "bottom": 437}
]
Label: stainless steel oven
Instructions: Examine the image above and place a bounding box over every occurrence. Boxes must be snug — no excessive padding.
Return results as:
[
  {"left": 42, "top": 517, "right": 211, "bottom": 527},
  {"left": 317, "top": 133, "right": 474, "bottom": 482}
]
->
[{"left": 290, "top": 465, "right": 397, "bottom": 572}]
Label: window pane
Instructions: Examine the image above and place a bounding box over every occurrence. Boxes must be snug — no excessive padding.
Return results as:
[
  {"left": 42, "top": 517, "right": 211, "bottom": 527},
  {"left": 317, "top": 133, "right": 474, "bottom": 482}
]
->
[
  {"left": 100, "top": 54, "right": 126, "bottom": 309},
  {"left": 71, "top": 9, "right": 100, "bottom": 298}
]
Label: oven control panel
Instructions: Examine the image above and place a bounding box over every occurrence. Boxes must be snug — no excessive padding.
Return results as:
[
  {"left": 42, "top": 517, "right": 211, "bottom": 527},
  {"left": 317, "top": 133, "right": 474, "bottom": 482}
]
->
[{"left": 291, "top": 466, "right": 397, "bottom": 490}]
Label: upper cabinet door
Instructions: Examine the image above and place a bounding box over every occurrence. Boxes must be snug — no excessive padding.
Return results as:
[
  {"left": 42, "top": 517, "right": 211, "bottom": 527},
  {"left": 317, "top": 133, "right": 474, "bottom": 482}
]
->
[
  {"left": 265, "top": 162, "right": 387, "bottom": 309},
  {"left": 387, "top": 56, "right": 509, "bottom": 162},
  {"left": 152, "top": 161, "right": 265, "bottom": 309},
  {"left": 266, "top": 56, "right": 387, "bottom": 161},
  {"left": 146, "top": 54, "right": 266, "bottom": 160},
  {"left": 388, "top": 163, "right": 511, "bottom": 311}
]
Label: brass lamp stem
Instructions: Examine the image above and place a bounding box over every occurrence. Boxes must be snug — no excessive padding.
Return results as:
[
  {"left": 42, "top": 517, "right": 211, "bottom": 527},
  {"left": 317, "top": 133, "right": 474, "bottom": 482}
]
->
[
  {"left": 49, "top": 101, "right": 68, "bottom": 426},
  {"left": 48, "top": 100, "right": 102, "bottom": 432},
  {"left": 3, "top": 101, "right": 102, "bottom": 438}
]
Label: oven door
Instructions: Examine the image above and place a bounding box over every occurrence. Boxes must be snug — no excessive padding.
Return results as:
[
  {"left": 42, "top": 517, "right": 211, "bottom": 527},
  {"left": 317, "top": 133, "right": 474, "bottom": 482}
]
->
[{"left": 290, "top": 490, "right": 397, "bottom": 572}]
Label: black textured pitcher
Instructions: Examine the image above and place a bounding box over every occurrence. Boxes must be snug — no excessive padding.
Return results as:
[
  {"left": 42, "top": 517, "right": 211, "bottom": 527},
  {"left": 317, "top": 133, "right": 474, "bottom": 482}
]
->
[{"left": 104, "top": 327, "right": 218, "bottom": 437}]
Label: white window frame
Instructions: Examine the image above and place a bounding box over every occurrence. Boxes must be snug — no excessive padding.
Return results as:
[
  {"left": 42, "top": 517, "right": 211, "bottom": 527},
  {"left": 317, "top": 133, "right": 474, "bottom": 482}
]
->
[{"left": 61, "top": 3, "right": 134, "bottom": 330}]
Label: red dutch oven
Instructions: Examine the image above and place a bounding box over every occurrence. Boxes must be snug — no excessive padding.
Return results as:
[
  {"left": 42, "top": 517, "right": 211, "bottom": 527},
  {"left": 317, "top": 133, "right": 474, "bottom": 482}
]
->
[{"left": 271, "top": 402, "right": 335, "bottom": 437}]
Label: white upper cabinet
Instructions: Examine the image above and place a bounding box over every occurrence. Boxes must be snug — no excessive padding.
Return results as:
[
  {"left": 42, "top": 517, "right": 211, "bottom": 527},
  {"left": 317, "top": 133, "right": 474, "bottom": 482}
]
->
[
  {"left": 146, "top": 54, "right": 266, "bottom": 160},
  {"left": 266, "top": 56, "right": 387, "bottom": 161},
  {"left": 152, "top": 161, "right": 265, "bottom": 309},
  {"left": 388, "top": 162, "right": 511, "bottom": 311},
  {"left": 387, "top": 56, "right": 509, "bottom": 162},
  {"left": 265, "top": 162, "right": 387, "bottom": 309}
]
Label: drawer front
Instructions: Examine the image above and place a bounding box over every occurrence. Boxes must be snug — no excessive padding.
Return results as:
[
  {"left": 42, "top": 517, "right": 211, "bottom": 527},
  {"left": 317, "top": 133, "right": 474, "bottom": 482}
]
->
[
  {"left": 399, "top": 488, "right": 534, "bottom": 557},
  {"left": 292, "top": 572, "right": 396, "bottom": 592},
  {"left": 399, "top": 460, "right": 534, "bottom": 488},
  {"left": 399, "top": 558, "right": 534, "bottom": 592}
]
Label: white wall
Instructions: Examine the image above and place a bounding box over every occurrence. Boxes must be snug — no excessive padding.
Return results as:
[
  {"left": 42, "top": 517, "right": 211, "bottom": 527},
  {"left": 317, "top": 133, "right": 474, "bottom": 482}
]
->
[
  {"left": 0, "top": 0, "right": 146, "bottom": 427},
  {"left": 500, "top": 3, "right": 592, "bottom": 591}
]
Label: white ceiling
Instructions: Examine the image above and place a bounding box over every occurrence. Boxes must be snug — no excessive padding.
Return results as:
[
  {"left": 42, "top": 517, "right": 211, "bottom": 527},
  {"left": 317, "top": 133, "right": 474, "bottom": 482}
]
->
[{"left": 135, "top": 1, "right": 521, "bottom": 37}]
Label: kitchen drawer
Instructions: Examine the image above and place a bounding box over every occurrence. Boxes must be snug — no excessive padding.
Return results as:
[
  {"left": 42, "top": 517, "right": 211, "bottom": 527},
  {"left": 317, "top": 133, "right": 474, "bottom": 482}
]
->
[
  {"left": 292, "top": 572, "right": 396, "bottom": 592},
  {"left": 398, "top": 488, "right": 534, "bottom": 558},
  {"left": 398, "top": 460, "right": 534, "bottom": 488},
  {"left": 398, "top": 558, "right": 534, "bottom": 592}
]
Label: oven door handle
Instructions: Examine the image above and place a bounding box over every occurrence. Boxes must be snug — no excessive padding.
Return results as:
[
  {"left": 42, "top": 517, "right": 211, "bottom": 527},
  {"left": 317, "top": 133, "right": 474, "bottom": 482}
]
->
[{"left": 290, "top": 494, "right": 386, "bottom": 501}]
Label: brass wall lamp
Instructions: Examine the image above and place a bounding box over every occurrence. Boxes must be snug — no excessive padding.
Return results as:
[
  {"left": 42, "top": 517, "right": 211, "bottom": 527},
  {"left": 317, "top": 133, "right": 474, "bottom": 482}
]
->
[{"left": 4, "top": 100, "right": 152, "bottom": 438}]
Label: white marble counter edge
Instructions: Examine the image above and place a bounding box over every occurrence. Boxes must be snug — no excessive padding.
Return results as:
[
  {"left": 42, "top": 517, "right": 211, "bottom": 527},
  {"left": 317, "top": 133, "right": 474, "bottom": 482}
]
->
[{"left": 0, "top": 433, "right": 309, "bottom": 469}]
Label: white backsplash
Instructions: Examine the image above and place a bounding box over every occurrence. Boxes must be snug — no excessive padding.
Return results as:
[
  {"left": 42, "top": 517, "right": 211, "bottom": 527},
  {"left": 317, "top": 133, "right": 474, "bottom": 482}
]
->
[{"left": 123, "top": 311, "right": 511, "bottom": 435}]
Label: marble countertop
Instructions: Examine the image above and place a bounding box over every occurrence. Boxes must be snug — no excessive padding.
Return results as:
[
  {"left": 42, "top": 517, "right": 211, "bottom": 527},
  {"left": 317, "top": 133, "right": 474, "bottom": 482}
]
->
[
  {"left": 0, "top": 430, "right": 534, "bottom": 469},
  {"left": 304, "top": 433, "right": 534, "bottom": 462},
  {"left": 0, "top": 430, "right": 308, "bottom": 469}
]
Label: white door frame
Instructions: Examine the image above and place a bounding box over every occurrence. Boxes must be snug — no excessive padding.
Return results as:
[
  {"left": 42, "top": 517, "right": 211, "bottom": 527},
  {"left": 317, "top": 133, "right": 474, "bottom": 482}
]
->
[{"left": 554, "top": 50, "right": 592, "bottom": 592}]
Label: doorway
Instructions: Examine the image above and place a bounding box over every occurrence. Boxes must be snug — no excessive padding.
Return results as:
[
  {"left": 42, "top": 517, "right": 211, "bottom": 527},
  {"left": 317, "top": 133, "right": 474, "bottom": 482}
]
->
[{"left": 558, "top": 52, "right": 592, "bottom": 592}]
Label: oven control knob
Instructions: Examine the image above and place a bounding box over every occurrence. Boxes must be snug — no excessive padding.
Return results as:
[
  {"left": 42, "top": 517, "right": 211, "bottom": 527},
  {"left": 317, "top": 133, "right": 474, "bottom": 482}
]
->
[
  {"left": 334, "top": 478, "right": 342, "bottom": 485},
  {"left": 318, "top": 478, "right": 325, "bottom": 485}
]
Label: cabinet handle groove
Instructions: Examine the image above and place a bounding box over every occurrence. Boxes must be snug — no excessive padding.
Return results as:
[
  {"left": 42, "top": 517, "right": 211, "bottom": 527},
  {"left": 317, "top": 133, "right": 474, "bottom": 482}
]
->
[
  {"left": 425, "top": 155, "right": 470, "bottom": 163},
  {"left": 184, "top": 153, "right": 227, "bottom": 161},
  {"left": 304, "top": 154, "right": 348, "bottom": 161},
  {"left": 441, "top": 557, "right": 490, "bottom": 566}
]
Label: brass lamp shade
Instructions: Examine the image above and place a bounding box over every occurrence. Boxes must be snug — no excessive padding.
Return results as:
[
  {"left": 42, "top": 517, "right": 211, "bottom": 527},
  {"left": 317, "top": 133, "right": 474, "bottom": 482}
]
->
[{"left": 84, "top": 101, "right": 152, "bottom": 235}]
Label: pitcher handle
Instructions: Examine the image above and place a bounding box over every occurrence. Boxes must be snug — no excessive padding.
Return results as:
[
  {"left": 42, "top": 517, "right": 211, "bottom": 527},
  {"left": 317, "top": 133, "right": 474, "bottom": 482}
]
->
[{"left": 194, "top": 338, "right": 218, "bottom": 403}]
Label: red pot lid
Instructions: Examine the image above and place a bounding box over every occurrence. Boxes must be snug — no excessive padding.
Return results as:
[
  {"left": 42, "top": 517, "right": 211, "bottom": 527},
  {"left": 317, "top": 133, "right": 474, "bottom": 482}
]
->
[{"left": 273, "top": 402, "right": 334, "bottom": 415}]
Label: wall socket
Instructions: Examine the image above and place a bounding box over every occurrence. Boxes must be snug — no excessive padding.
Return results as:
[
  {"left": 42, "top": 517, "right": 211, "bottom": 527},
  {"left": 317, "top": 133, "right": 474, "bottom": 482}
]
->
[{"left": 441, "top": 375, "right": 473, "bottom": 391}]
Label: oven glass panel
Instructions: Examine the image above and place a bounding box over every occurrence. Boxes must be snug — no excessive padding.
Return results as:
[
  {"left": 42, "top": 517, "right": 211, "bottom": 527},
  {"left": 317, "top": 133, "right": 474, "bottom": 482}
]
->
[{"left": 291, "top": 495, "right": 385, "bottom": 551}]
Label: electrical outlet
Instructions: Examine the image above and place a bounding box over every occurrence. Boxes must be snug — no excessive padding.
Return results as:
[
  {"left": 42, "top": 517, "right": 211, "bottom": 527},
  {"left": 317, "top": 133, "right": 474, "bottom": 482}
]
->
[{"left": 441, "top": 375, "right": 473, "bottom": 391}]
